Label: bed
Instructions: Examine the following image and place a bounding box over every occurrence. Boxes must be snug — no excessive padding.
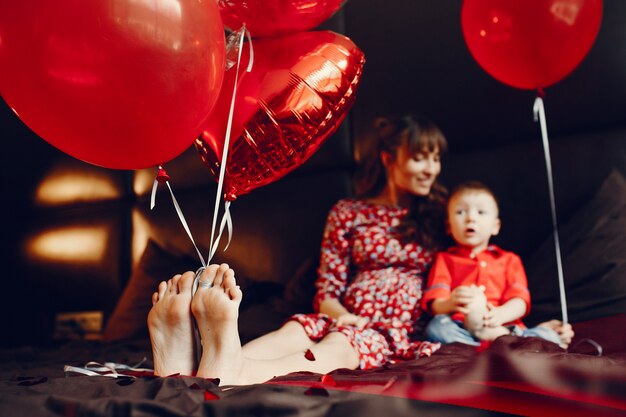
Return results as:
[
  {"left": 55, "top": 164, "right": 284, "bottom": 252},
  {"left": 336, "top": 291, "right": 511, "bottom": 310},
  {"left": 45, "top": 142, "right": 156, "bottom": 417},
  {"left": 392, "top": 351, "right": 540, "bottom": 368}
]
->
[
  {"left": 1, "top": 314, "right": 625, "bottom": 416},
  {"left": 1, "top": 125, "right": 625, "bottom": 416}
]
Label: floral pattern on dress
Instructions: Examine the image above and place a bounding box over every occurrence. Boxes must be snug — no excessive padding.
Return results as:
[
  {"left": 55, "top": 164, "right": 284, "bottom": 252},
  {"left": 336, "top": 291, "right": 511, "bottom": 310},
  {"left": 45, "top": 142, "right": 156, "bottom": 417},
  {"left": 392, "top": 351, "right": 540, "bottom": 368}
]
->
[{"left": 289, "top": 199, "right": 441, "bottom": 369}]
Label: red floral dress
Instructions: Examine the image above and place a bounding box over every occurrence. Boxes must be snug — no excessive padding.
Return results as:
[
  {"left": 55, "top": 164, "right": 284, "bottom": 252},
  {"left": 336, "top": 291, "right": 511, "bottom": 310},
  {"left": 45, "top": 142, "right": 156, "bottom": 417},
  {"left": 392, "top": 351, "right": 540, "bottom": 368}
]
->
[{"left": 290, "top": 199, "right": 441, "bottom": 369}]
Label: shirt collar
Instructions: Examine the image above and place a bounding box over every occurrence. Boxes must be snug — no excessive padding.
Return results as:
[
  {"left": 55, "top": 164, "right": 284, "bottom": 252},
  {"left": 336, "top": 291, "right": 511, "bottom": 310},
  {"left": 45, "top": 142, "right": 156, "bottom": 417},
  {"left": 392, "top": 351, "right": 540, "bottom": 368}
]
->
[{"left": 447, "top": 245, "right": 504, "bottom": 259}]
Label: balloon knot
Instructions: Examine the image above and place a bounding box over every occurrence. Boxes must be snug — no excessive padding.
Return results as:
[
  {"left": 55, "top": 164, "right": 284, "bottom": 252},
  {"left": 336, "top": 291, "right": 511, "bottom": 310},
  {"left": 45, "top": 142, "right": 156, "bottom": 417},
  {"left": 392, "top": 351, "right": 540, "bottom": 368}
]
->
[
  {"left": 536, "top": 88, "right": 546, "bottom": 99},
  {"left": 156, "top": 168, "right": 170, "bottom": 183}
]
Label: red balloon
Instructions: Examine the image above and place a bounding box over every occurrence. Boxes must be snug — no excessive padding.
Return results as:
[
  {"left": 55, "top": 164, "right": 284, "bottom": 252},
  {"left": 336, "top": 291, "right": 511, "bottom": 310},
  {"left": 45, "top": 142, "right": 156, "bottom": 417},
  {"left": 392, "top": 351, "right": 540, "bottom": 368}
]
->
[
  {"left": 0, "top": 0, "right": 225, "bottom": 169},
  {"left": 196, "top": 31, "right": 365, "bottom": 201},
  {"left": 218, "top": 0, "right": 345, "bottom": 38},
  {"left": 462, "top": 0, "right": 602, "bottom": 90}
]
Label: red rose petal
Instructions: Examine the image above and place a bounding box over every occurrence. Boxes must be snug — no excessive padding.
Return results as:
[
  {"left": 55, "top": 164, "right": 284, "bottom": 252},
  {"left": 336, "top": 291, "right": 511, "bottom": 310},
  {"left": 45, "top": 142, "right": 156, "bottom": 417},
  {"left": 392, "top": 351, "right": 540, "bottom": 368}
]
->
[
  {"left": 204, "top": 390, "right": 220, "bottom": 401},
  {"left": 320, "top": 374, "right": 336, "bottom": 386},
  {"left": 304, "top": 349, "right": 316, "bottom": 361}
]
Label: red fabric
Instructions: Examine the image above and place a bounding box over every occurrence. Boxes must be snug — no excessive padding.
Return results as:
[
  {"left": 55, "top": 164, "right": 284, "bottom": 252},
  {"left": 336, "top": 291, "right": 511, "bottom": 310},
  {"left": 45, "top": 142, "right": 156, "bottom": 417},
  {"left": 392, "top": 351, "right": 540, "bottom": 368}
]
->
[{"left": 422, "top": 245, "right": 531, "bottom": 326}]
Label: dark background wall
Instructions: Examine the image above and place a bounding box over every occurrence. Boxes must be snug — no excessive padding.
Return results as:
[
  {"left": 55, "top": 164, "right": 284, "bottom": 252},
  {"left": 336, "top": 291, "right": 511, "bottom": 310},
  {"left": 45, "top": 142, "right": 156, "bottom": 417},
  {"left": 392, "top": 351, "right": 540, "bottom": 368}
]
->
[{"left": 1, "top": 1, "right": 625, "bottom": 346}]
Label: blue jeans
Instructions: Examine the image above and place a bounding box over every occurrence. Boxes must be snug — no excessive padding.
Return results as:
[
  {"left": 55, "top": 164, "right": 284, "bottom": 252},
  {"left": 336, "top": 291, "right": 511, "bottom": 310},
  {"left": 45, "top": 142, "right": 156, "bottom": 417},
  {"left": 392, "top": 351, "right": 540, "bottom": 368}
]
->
[{"left": 425, "top": 314, "right": 562, "bottom": 346}]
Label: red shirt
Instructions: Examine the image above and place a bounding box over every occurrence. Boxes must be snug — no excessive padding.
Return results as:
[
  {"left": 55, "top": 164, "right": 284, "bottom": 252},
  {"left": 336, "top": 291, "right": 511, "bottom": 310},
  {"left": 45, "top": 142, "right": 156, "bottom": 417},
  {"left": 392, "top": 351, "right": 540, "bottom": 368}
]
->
[{"left": 421, "top": 245, "right": 531, "bottom": 326}]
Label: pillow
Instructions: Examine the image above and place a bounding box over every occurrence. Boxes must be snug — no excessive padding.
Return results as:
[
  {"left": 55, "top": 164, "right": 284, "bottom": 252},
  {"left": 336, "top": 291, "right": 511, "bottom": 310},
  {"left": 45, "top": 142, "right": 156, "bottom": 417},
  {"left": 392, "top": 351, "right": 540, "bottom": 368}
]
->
[
  {"left": 103, "top": 240, "right": 197, "bottom": 341},
  {"left": 525, "top": 169, "right": 626, "bottom": 325}
]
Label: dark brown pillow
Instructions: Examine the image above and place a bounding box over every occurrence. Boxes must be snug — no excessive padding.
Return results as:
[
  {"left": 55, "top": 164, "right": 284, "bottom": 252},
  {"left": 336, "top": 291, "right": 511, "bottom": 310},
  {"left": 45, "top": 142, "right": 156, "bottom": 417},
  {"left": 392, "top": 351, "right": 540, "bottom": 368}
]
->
[
  {"left": 103, "top": 240, "right": 197, "bottom": 341},
  {"left": 525, "top": 169, "right": 626, "bottom": 324}
]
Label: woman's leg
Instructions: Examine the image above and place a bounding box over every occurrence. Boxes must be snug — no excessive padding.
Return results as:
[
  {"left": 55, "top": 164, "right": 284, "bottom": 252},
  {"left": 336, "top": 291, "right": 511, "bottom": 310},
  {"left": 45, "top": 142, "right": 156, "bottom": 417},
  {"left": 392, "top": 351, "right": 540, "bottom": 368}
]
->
[
  {"left": 238, "top": 332, "right": 359, "bottom": 385},
  {"left": 192, "top": 265, "right": 359, "bottom": 385},
  {"left": 242, "top": 320, "right": 315, "bottom": 360}
]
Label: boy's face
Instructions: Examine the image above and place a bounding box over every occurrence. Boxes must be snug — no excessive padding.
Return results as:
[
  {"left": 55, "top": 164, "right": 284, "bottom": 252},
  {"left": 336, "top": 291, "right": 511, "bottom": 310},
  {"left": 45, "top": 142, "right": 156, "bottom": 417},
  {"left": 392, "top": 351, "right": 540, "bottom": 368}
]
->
[{"left": 447, "top": 190, "right": 501, "bottom": 253}]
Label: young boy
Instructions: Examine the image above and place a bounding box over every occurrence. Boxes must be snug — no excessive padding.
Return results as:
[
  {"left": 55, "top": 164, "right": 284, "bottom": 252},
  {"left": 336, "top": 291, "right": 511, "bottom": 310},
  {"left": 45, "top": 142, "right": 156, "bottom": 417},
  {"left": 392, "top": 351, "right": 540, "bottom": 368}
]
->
[{"left": 421, "top": 181, "right": 563, "bottom": 346}]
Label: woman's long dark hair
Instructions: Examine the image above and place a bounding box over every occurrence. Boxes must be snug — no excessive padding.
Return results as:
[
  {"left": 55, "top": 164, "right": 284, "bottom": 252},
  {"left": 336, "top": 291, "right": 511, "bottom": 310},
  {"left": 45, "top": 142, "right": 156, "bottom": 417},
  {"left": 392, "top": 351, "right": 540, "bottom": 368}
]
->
[{"left": 355, "top": 114, "right": 449, "bottom": 251}]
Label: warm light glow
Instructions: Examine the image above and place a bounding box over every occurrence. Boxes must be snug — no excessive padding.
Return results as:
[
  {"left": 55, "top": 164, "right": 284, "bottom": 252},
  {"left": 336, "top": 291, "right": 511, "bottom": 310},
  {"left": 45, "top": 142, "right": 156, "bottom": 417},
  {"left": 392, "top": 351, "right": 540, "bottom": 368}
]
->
[
  {"left": 132, "top": 209, "right": 151, "bottom": 265},
  {"left": 134, "top": 168, "right": 157, "bottom": 196},
  {"left": 480, "top": 30, "right": 487, "bottom": 37},
  {"left": 26, "top": 226, "right": 108, "bottom": 263},
  {"left": 36, "top": 171, "right": 120, "bottom": 206},
  {"left": 492, "top": 16, "right": 499, "bottom": 24}
]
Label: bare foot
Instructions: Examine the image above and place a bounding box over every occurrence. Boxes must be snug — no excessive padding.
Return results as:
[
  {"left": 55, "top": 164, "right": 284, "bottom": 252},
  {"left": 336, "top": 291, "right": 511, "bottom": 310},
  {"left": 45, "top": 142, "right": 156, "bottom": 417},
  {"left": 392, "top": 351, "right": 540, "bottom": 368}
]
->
[
  {"left": 147, "top": 271, "right": 197, "bottom": 376},
  {"left": 191, "top": 264, "right": 244, "bottom": 385}
]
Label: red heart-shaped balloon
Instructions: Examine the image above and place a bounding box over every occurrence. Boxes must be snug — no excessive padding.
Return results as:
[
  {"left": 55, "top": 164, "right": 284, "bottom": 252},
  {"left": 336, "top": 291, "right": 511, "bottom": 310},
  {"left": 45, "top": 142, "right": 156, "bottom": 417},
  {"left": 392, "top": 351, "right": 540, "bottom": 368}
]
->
[{"left": 196, "top": 31, "right": 365, "bottom": 201}]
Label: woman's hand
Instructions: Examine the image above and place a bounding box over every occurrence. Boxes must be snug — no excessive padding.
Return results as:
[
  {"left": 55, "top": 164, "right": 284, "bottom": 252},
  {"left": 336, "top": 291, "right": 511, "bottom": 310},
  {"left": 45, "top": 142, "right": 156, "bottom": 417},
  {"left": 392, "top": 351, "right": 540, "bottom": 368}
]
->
[{"left": 336, "top": 313, "right": 369, "bottom": 329}]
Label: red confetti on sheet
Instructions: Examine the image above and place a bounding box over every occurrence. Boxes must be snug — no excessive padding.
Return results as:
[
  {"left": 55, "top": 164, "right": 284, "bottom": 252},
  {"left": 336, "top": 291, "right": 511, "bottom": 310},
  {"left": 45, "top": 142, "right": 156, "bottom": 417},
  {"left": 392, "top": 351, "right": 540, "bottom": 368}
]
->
[
  {"left": 304, "top": 349, "right": 316, "bottom": 361},
  {"left": 320, "top": 374, "right": 336, "bottom": 386},
  {"left": 204, "top": 390, "right": 220, "bottom": 401},
  {"left": 476, "top": 341, "right": 492, "bottom": 353}
]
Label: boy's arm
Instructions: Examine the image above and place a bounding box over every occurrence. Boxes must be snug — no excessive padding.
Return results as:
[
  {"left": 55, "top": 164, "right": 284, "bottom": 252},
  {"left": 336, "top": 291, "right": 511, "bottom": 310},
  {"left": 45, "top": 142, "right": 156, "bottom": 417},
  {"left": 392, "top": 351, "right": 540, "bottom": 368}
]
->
[
  {"left": 430, "top": 286, "right": 476, "bottom": 315},
  {"left": 421, "top": 253, "right": 453, "bottom": 314},
  {"left": 484, "top": 297, "right": 527, "bottom": 327},
  {"left": 499, "top": 253, "right": 531, "bottom": 318},
  {"left": 430, "top": 297, "right": 457, "bottom": 315}
]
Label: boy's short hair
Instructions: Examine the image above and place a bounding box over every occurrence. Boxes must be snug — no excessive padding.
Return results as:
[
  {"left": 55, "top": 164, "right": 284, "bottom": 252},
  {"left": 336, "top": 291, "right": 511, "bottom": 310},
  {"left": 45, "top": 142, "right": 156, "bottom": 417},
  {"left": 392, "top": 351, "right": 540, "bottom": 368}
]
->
[{"left": 448, "top": 181, "right": 500, "bottom": 212}]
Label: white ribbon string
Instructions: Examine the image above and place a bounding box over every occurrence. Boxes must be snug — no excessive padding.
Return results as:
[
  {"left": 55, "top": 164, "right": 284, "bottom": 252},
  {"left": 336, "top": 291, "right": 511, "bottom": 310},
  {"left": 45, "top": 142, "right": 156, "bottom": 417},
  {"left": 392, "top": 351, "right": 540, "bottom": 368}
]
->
[
  {"left": 150, "top": 166, "right": 207, "bottom": 268},
  {"left": 533, "top": 96, "right": 569, "bottom": 325},
  {"left": 207, "top": 26, "right": 252, "bottom": 263},
  {"left": 64, "top": 359, "right": 153, "bottom": 378},
  {"left": 209, "top": 201, "right": 233, "bottom": 261}
]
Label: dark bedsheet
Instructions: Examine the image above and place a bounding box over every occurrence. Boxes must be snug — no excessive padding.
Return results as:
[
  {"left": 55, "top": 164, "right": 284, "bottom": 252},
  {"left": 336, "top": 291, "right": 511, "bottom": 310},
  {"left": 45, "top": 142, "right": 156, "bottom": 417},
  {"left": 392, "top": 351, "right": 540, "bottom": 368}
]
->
[{"left": 1, "top": 315, "right": 625, "bottom": 417}]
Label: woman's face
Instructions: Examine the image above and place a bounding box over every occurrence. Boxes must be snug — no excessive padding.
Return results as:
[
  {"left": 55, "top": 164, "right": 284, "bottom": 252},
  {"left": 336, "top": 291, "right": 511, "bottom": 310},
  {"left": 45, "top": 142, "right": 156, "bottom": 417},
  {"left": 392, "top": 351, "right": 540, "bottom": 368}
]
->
[{"left": 386, "top": 145, "right": 441, "bottom": 197}]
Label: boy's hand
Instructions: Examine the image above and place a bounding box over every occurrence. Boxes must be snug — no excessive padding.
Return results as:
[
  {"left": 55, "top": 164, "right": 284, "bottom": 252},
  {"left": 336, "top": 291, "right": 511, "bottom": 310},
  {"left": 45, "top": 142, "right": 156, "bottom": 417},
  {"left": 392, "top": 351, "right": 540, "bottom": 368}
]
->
[
  {"left": 450, "top": 285, "right": 475, "bottom": 314},
  {"left": 336, "top": 313, "right": 369, "bottom": 329},
  {"left": 484, "top": 303, "right": 505, "bottom": 327}
]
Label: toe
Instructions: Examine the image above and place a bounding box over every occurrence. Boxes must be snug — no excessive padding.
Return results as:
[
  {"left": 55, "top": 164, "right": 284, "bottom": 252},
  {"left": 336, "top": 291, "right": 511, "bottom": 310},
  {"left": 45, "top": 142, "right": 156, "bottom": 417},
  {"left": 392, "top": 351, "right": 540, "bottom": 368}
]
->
[
  {"left": 157, "top": 281, "right": 168, "bottom": 299},
  {"left": 199, "top": 264, "right": 220, "bottom": 289},
  {"left": 215, "top": 263, "right": 230, "bottom": 288},
  {"left": 228, "top": 285, "right": 243, "bottom": 302},
  {"left": 178, "top": 271, "right": 195, "bottom": 293},
  {"left": 170, "top": 274, "right": 182, "bottom": 293},
  {"left": 152, "top": 291, "right": 159, "bottom": 305},
  {"left": 166, "top": 279, "right": 175, "bottom": 294},
  {"left": 222, "top": 269, "right": 236, "bottom": 291}
]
